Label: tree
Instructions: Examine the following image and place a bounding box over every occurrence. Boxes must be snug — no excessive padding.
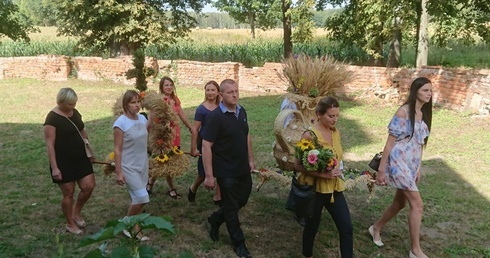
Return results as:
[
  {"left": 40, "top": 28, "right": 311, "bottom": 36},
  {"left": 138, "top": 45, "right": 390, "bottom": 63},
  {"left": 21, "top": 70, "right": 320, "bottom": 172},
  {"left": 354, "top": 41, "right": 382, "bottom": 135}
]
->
[
  {"left": 213, "top": 0, "right": 280, "bottom": 38},
  {"left": 292, "top": 0, "right": 316, "bottom": 43},
  {"left": 320, "top": 0, "right": 490, "bottom": 67},
  {"left": 282, "top": 0, "right": 293, "bottom": 58},
  {"left": 0, "top": 0, "right": 37, "bottom": 41},
  {"left": 56, "top": 0, "right": 206, "bottom": 56},
  {"left": 14, "top": 0, "right": 58, "bottom": 26},
  {"left": 416, "top": 0, "right": 429, "bottom": 68},
  {"left": 323, "top": 0, "right": 415, "bottom": 66}
]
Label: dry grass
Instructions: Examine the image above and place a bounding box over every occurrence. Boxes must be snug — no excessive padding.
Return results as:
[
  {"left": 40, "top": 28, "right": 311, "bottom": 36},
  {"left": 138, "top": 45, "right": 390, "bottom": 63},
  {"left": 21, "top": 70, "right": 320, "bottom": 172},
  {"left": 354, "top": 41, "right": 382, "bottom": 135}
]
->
[
  {"left": 282, "top": 53, "right": 353, "bottom": 97},
  {"left": 29, "top": 27, "right": 329, "bottom": 45}
]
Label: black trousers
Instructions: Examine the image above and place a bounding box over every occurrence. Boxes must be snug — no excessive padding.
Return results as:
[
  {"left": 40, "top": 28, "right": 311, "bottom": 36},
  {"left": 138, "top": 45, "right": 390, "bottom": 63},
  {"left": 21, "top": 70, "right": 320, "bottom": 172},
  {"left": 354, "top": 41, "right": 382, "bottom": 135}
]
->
[
  {"left": 302, "top": 191, "right": 353, "bottom": 258},
  {"left": 209, "top": 174, "right": 252, "bottom": 247}
]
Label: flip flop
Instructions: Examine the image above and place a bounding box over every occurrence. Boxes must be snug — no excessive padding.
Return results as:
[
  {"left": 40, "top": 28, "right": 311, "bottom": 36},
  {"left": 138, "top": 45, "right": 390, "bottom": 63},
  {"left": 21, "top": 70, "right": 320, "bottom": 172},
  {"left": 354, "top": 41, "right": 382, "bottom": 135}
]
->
[{"left": 73, "top": 217, "right": 86, "bottom": 228}]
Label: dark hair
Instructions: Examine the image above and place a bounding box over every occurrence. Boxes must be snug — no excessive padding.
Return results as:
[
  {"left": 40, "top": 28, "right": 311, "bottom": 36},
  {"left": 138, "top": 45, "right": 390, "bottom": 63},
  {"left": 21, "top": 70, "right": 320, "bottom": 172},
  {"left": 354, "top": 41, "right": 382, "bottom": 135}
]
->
[
  {"left": 204, "top": 80, "right": 220, "bottom": 105},
  {"left": 122, "top": 90, "right": 139, "bottom": 113},
  {"left": 159, "top": 76, "right": 177, "bottom": 100},
  {"left": 316, "top": 96, "right": 340, "bottom": 116},
  {"left": 403, "top": 77, "right": 432, "bottom": 146}
]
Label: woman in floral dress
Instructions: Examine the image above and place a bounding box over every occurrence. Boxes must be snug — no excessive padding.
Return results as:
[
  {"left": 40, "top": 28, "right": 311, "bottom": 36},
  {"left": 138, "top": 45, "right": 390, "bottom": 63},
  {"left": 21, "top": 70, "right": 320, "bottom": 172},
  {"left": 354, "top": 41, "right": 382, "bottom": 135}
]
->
[{"left": 370, "top": 77, "right": 433, "bottom": 258}]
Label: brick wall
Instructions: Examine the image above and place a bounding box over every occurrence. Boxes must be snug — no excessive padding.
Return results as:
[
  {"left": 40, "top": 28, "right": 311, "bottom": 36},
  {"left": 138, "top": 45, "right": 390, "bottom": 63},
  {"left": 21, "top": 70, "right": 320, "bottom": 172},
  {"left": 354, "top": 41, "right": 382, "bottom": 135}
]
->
[
  {"left": 1, "top": 55, "right": 489, "bottom": 114},
  {"left": 0, "top": 55, "right": 69, "bottom": 80}
]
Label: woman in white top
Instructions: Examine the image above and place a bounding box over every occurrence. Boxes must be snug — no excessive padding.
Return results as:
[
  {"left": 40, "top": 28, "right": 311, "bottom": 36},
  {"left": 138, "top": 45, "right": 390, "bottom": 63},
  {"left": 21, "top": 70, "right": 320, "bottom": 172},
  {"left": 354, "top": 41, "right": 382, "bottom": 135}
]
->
[{"left": 113, "top": 90, "right": 151, "bottom": 240}]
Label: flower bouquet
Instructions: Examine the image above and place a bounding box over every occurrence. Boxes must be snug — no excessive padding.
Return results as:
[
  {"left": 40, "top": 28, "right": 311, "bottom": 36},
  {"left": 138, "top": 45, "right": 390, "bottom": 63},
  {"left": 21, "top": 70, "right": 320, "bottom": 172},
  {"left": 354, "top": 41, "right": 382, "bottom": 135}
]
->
[{"left": 295, "top": 138, "right": 337, "bottom": 173}]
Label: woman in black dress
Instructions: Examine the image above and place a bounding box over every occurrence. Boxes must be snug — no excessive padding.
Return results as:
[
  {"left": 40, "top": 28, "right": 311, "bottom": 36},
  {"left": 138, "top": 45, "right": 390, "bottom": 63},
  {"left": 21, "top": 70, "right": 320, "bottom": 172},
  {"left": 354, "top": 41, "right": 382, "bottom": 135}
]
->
[{"left": 44, "top": 88, "right": 96, "bottom": 235}]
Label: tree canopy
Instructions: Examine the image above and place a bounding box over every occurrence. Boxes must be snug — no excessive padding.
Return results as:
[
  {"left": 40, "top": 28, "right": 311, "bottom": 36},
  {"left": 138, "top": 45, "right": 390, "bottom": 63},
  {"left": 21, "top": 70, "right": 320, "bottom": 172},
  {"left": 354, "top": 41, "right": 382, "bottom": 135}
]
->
[
  {"left": 0, "top": 0, "right": 37, "bottom": 41},
  {"left": 212, "top": 0, "right": 280, "bottom": 38},
  {"left": 321, "top": 0, "right": 490, "bottom": 67},
  {"left": 56, "top": 0, "right": 207, "bottom": 55}
]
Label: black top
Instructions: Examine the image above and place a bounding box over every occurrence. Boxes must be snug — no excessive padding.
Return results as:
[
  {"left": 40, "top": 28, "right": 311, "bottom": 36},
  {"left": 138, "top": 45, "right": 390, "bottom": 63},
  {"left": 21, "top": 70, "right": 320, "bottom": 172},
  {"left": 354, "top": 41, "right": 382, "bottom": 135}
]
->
[
  {"left": 201, "top": 104, "right": 250, "bottom": 178},
  {"left": 44, "top": 109, "right": 94, "bottom": 183}
]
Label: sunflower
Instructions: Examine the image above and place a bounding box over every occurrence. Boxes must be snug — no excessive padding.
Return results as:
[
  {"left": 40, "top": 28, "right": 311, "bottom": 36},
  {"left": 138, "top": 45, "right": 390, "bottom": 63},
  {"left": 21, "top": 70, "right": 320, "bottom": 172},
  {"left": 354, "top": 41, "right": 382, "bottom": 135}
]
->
[
  {"left": 297, "top": 138, "right": 315, "bottom": 151},
  {"left": 109, "top": 152, "right": 115, "bottom": 160},
  {"left": 155, "top": 154, "right": 169, "bottom": 164}
]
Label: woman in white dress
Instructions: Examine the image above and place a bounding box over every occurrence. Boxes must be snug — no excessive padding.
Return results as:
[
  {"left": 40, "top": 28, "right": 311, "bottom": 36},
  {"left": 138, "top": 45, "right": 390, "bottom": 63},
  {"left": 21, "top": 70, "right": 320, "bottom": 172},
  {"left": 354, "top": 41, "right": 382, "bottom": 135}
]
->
[{"left": 113, "top": 90, "right": 151, "bottom": 240}]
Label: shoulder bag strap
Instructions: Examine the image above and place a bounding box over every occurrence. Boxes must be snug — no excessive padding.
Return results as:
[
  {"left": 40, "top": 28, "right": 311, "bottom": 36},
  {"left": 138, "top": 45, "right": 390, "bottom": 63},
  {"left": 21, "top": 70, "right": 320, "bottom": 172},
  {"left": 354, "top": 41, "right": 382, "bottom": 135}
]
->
[{"left": 55, "top": 109, "right": 86, "bottom": 142}]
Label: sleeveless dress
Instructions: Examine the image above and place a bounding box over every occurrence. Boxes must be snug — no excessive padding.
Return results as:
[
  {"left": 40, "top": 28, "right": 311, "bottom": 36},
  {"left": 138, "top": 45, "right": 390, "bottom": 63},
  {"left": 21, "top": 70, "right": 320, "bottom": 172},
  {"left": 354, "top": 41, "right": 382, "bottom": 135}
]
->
[
  {"left": 385, "top": 108, "right": 430, "bottom": 191},
  {"left": 44, "top": 109, "right": 94, "bottom": 183},
  {"left": 113, "top": 114, "right": 149, "bottom": 204}
]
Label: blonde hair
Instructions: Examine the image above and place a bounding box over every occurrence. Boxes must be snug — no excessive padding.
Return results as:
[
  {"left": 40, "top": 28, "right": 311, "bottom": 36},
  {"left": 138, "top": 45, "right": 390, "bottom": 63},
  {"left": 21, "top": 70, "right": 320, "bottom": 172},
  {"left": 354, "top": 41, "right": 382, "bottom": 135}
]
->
[{"left": 56, "top": 87, "right": 78, "bottom": 104}]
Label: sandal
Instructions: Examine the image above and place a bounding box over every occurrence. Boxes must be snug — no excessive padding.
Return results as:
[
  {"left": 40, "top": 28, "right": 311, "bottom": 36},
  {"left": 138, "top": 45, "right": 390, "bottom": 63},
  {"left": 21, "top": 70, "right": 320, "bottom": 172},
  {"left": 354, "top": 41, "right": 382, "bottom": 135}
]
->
[{"left": 167, "top": 189, "right": 182, "bottom": 199}]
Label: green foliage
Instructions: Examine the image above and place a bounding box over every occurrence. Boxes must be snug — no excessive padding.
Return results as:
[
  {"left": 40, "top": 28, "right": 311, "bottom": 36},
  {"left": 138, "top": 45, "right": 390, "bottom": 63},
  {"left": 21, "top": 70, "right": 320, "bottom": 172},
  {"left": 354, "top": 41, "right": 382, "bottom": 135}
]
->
[
  {"left": 292, "top": 0, "right": 315, "bottom": 43},
  {"left": 0, "top": 0, "right": 38, "bottom": 41},
  {"left": 80, "top": 213, "right": 175, "bottom": 258},
  {"left": 14, "top": 0, "right": 58, "bottom": 26},
  {"left": 428, "top": 0, "right": 490, "bottom": 46},
  {"left": 126, "top": 48, "right": 156, "bottom": 92},
  {"left": 213, "top": 0, "right": 280, "bottom": 38},
  {"left": 55, "top": 0, "right": 205, "bottom": 55},
  {"left": 321, "top": 0, "right": 490, "bottom": 67}
]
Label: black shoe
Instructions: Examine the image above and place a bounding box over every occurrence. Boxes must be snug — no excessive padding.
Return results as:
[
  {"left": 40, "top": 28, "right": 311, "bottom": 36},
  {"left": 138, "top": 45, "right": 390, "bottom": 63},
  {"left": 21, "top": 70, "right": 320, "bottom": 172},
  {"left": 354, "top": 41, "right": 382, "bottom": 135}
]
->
[
  {"left": 234, "top": 244, "right": 252, "bottom": 258},
  {"left": 207, "top": 216, "right": 220, "bottom": 241},
  {"left": 188, "top": 187, "right": 196, "bottom": 203}
]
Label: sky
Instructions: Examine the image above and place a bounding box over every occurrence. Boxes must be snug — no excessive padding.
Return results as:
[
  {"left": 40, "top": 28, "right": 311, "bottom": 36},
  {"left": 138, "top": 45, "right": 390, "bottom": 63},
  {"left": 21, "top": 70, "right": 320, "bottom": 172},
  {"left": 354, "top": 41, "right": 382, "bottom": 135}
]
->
[
  {"left": 200, "top": 3, "right": 336, "bottom": 13},
  {"left": 202, "top": 4, "right": 219, "bottom": 13}
]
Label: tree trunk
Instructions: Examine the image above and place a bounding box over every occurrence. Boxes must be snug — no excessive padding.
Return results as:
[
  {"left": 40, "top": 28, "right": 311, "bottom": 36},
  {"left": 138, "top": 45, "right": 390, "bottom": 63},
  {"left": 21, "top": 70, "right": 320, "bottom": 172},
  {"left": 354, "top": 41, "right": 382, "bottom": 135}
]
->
[
  {"left": 282, "top": 0, "right": 292, "bottom": 58},
  {"left": 249, "top": 12, "right": 256, "bottom": 39},
  {"left": 416, "top": 0, "right": 429, "bottom": 68},
  {"left": 387, "top": 17, "right": 402, "bottom": 68}
]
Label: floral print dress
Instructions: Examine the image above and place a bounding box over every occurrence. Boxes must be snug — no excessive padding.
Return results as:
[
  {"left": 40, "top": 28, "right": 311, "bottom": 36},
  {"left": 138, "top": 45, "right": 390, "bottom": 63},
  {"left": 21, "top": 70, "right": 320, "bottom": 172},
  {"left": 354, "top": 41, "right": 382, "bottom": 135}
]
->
[{"left": 385, "top": 108, "right": 429, "bottom": 191}]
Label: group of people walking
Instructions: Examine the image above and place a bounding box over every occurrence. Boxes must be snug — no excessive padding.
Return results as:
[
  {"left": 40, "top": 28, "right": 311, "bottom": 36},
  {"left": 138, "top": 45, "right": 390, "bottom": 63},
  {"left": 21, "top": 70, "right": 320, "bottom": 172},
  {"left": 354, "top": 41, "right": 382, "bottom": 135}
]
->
[{"left": 44, "top": 77, "right": 433, "bottom": 258}]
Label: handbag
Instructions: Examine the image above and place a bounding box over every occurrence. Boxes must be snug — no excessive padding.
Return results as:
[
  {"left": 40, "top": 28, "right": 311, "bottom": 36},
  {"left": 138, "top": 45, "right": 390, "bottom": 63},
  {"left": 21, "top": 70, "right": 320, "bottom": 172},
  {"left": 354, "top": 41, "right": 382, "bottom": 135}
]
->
[
  {"left": 83, "top": 138, "right": 94, "bottom": 158},
  {"left": 368, "top": 152, "right": 383, "bottom": 171},
  {"left": 285, "top": 172, "right": 316, "bottom": 226}
]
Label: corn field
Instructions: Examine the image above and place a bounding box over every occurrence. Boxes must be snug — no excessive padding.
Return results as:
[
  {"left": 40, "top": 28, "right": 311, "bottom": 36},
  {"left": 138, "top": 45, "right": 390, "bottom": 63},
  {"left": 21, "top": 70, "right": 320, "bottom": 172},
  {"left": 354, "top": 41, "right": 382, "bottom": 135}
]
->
[{"left": 1, "top": 36, "right": 489, "bottom": 68}]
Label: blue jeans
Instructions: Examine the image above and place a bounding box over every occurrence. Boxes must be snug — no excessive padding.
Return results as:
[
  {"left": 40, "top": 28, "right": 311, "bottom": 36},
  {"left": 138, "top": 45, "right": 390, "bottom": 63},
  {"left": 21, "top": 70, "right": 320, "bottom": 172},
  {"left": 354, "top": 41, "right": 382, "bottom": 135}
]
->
[{"left": 302, "top": 191, "right": 353, "bottom": 258}]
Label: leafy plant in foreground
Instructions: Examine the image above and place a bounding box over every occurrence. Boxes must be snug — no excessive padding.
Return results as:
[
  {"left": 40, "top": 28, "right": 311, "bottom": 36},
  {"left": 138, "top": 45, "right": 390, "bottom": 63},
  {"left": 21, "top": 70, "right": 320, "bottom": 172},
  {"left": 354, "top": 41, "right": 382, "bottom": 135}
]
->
[{"left": 80, "top": 213, "right": 174, "bottom": 258}]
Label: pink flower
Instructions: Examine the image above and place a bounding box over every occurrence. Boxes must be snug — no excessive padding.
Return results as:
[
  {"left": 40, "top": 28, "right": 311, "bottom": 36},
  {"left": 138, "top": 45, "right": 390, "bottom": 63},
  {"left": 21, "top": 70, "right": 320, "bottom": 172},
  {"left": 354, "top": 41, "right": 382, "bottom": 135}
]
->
[
  {"left": 308, "top": 153, "right": 318, "bottom": 164},
  {"left": 307, "top": 150, "right": 320, "bottom": 164}
]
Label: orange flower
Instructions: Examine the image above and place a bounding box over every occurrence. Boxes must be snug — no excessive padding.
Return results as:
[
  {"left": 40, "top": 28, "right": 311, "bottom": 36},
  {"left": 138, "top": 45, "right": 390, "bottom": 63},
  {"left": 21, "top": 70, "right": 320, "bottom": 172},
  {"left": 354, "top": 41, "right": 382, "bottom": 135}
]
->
[
  {"left": 139, "top": 91, "right": 146, "bottom": 99},
  {"left": 154, "top": 117, "right": 160, "bottom": 124},
  {"left": 156, "top": 139, "right": 164, "bottom": 146}
]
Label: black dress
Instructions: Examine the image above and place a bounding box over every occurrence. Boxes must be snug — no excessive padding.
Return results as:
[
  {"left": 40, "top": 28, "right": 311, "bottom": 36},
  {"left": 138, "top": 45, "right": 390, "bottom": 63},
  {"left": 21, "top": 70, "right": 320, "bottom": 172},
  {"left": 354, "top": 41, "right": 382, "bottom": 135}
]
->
[{"left": 44, "top": 109, "right": 94, "bottom": 183}]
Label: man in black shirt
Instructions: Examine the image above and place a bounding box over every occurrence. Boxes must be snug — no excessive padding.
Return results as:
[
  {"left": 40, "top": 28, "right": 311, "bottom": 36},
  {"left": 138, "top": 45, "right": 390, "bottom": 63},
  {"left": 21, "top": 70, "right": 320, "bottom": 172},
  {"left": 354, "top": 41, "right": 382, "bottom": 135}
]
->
[{"left": 202, "top": 79, "right": 255, "bottom": 258}]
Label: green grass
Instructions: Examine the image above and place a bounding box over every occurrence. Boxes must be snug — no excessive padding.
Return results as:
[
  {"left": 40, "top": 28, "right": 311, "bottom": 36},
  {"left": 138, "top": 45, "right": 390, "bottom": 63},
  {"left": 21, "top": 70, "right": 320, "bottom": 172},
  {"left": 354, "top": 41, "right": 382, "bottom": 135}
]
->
[{"left": 0, "top": 79, "right": 489, "bottom": 257}]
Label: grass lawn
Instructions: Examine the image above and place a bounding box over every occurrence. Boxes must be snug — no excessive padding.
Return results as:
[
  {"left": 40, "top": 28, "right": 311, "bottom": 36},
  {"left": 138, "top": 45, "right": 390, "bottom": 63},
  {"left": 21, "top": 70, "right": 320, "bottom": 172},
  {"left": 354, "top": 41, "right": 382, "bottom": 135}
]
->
[{"left": 0, "top": 78, "right": 489, "bottom": 257}]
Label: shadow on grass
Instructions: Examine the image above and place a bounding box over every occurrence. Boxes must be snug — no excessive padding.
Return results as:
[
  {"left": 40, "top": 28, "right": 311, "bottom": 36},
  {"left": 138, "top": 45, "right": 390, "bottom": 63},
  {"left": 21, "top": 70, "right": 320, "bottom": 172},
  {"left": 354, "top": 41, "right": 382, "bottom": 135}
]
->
[{"left": 0, "top": 94, "right": 488, "bottom": 257}]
